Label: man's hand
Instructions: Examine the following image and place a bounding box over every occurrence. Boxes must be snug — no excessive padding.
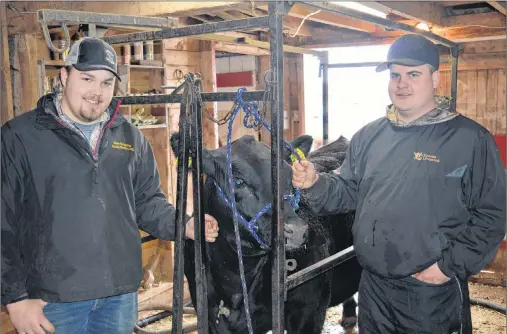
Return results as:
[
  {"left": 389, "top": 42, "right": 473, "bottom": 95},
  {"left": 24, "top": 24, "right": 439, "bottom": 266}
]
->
[
  {"left": 412, "top": 263, "right": 450, "bottom": 285},
  {"left": 6, "top": 299, "right": 55, "bottom": 334},
  {"left": 185, "top": 214, "right": 219, "bottom": 242},
  {"left": 292, "top": 160, "right": 319, "bottom": 189}
]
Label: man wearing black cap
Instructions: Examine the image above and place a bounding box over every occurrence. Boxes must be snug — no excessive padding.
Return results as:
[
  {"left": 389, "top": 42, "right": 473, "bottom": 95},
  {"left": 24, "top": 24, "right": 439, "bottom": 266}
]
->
[
  {"left": 292, "top": 34, "right": 506, "bottom": 333},
  {"left": 2, "top": 37, "right": 219, "bottom": 334}
]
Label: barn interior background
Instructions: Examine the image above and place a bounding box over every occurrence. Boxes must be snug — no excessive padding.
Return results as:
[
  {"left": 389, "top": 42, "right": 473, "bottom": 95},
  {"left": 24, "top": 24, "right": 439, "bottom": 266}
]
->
[{"left": 0, "top": 1, "right": 505, "bottom": 333}]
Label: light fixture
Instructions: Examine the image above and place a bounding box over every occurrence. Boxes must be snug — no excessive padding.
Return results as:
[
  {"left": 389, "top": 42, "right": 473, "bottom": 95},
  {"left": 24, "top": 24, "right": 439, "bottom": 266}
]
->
[{"left": 416, "top": 23, "right": 430, "bottom": 31}]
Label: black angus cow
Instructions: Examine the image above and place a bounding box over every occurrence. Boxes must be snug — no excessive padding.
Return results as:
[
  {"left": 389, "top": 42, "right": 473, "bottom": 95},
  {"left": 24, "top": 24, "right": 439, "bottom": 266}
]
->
[{"left": 170, "top": 133, "right": 362, "bottom": 334}]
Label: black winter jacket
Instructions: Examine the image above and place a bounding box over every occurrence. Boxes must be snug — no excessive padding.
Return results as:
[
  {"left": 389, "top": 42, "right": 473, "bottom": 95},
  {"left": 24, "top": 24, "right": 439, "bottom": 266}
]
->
[
  {"left": 303, "top": 97, "right": 506, "bottom": 280},
  {"left": 1, "top": 94, "right": 178, "bottom": 305}
]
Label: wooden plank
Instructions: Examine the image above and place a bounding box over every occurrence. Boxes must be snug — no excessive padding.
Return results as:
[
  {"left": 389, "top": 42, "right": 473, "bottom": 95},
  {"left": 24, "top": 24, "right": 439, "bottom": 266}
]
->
[
  {"left": 456, "top": 71, "right": 467, "bottom": 114},
  {"left": 441, "top": 12, "right": 505, "bottom": 27},
  {"left": 0, "top": 3, "right": 13, "bottom": 124},
  {"left": 486, "top": 70, "right": 499, "bottom": 133},
  {"left": 487, "top": 1, "right": 507, "bottom": 15},
  {"left": 461, "top": 40, "right": 506, "bottom": 55},
  {"left": 466, "top": 71, "right": 477, "bottom": 118},
  {"left": 6, "top": 2, "right": 240, "bottom": 35},
  {"left": 366, "top": 1, "right": 442, "bottom": 26},
  {"left": 199, "top": 40, "right": 218, "bottom": 150},
  {"left": 476, "top": 70, "right": 488, "bottom": 118},
  {"left": 263, "top": 4, "right": 377, "bottom": 33},
  {"left": 496, "top": 69, "right": 506, "bottom": 135}
]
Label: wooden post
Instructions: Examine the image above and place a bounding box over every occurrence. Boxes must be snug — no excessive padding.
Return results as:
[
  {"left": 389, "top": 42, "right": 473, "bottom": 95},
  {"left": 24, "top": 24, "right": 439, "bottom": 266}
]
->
[
  {"left": 0, "top": 3, "right": 14, "bottom": 124},
  {"left": 198, "top": 40, "right": 218, "bottom": 149}
]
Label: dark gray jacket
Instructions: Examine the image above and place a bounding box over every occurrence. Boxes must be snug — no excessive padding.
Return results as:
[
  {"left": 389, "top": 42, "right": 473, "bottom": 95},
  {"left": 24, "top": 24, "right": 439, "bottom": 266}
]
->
[
  {"left": 1, "top": 93, "right": 178, "bottom": 305},
  {"left": 302, "top": 97, "right": 506, "bottom": 280}
]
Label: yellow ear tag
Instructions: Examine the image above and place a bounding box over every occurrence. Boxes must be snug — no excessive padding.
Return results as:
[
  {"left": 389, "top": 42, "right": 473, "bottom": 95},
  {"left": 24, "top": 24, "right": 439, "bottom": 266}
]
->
[
  {"left": 290, "top": 148, "right": 306, "bottom": 164},
  {"left": 175, "top": 157, "right": 192, "bottom": 168}
]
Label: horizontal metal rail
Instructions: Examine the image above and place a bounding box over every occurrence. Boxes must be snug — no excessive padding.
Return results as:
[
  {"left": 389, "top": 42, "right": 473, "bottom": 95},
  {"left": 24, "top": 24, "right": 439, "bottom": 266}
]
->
[
  {"left": 115, "top": 91, "right": 268, "bottom": 105},
  {"left": 298, "top": 1, "right": 460, "bottom": 49},
  {"left": 141, "top": 235, "right": 157, "bottom": 244},
  {"left": 37, "top": 9, "right": 174, "bottom": 29},
  {"left": 102, "top": 16, "right": 269, "bottom": 45},
  {"left": 286, "top": 246, "right": 356, "bottom": 290}
]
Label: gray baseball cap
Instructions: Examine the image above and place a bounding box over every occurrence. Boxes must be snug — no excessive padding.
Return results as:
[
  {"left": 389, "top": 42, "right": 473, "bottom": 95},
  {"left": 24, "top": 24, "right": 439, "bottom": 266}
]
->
[
  {"left": 376, "top": 34, "right": 440, "bottom": 72},
  {"left": 65, "top": 37, "right": 121, "bottom": 81}
]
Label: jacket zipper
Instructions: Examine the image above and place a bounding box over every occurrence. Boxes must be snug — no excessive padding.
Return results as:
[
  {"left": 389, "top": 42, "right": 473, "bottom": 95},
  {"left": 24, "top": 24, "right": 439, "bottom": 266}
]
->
[
  {"left": 51, "top": 100, "right": 122, "bottom": 184},
  {"left": 91, "top": 100, "right": 122, "bottom": 184}
]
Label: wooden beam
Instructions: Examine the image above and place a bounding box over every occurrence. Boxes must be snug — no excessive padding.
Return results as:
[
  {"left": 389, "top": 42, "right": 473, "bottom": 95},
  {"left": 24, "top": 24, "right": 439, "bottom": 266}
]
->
[
  {"left": 199, "top": 41, "right": 218, "bottom": 150},
  {"left": 215, "top": 42, "right": 269, "bottom": 56},
  {"left": 441, "top": 12, "right": 506, "bottom": 27},
  {"left": 368, "top": 1, "right": 443, "bottom": 26},
  {"left": 259, "top": 4, "right": 377, "bottom": 33},
  {"left": 487, "top": 1, "right": 507, "bottom": 15},
  {"left": 1, "top": 3, "right": 14, "bottom": 124},
  {"left": 193, "top": 33, "right": 325, "bottom": 57},
  {"left": 6, "top": 2, "right": 240, "bottom": 35}
]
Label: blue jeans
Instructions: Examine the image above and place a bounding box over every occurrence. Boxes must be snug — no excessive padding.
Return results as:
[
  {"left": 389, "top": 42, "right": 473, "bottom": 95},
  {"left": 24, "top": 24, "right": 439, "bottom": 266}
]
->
[{"left": 43, "top": 292, "right": 138, "bottom": 334}]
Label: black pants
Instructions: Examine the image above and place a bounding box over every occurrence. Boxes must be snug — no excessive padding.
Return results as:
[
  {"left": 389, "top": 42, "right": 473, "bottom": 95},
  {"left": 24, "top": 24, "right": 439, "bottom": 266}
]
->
[{"left": 358, "top": 270, "right": 472, "bottom": 334}]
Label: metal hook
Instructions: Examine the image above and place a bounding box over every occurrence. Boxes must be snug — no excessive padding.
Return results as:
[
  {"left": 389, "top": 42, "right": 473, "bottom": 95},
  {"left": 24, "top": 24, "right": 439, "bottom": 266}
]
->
[{"left": 41, "top": 21, "right": 71, "bottom": 54}]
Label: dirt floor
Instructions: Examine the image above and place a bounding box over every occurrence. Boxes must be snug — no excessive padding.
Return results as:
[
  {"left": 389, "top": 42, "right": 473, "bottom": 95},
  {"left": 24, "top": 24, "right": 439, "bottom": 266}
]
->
[{"left": 135, "top": 282, "right": 505, "bottom": 334}]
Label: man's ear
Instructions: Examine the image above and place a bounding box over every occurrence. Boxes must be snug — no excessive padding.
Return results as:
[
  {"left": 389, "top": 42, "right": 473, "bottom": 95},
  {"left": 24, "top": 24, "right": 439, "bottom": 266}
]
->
[
  {"left": 59, "top": 67, "right": 69, "bottom": 87},
  {"left": 170, "top": 132, "right": 217, "bottom": 176},
  {"left": 432, "top": 70, "right": 440, "bottom": 90},
  {"left": 283, "top": 135, "right": 313, "bottom": 163}
]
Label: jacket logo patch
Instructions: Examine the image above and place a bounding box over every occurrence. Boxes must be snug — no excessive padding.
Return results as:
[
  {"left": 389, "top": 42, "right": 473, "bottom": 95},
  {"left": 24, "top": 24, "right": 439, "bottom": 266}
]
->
[
  {"left": 446, "top": 165, "right": 467, "bottom": 178},
  {"left": 112, "top": 141, "right": 134, "bottom": 152},
  {"left": 414, "top": 152, "right": 440, "bottom": 163}
]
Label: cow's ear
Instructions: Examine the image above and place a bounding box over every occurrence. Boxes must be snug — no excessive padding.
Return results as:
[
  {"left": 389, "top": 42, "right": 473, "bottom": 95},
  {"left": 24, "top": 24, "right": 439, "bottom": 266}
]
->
[
  {"left": 284, "top": 135, "right": 313, "bottom": 162},
  {"left": 169, "top": 132, "right": 217, "bottom": 175}
]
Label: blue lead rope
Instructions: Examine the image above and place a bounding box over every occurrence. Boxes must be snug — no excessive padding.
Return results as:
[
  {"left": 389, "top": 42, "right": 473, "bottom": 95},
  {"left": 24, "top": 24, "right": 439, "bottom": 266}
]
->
[{"left": 214, "top": 87, "right": 303, "bottom": 334}]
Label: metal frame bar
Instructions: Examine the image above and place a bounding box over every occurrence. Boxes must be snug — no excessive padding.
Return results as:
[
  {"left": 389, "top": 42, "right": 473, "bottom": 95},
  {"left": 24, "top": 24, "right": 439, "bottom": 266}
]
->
[
  {"left": 114, "top": 91, "right": 267, "bottom": 105},
  {"left": 269, "top": 2, "right": 286, "bottom": 333},
  {"left": 287, "top": 246, "right": 355, "bottom": 290},
  {"left": 171, "top": 95, "right": 190, "bottom": 334},
  {"left": 37, "top": 2, "right": 461, "bottom": 332},
  {"left": 37, "top": 9, "right": 174, "bottom": 29},
  {"left": 190, "top": 90, "right": 209, "bottom": 333},
  {"left": 102, "top": 16, "right": 269, "bottom": 45}
]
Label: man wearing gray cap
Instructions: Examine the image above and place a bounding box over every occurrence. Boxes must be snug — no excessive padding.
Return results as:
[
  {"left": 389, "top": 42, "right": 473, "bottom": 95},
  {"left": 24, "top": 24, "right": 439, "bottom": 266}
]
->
[
  {"left": 2, "top": 37, "right": 219, "bottom": 333},
  {"left": 292, "top": 34, "right": 506, "bottom": 333}
]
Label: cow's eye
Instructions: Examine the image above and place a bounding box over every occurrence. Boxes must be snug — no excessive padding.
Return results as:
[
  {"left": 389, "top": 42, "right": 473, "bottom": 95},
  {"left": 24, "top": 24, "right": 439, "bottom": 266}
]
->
[{"left": 234, "top": 178, "right": 245, "bottom": 187}]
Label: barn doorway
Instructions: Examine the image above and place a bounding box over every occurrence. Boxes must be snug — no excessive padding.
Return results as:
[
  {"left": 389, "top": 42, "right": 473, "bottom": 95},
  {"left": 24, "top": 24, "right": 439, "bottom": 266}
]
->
[{"left": 303, "top": 44, "right": 392, "bottom": 147}]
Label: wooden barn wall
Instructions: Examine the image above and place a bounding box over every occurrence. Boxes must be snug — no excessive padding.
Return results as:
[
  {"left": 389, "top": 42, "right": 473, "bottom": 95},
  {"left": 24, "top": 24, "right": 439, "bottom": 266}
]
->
[{"left": 436, "top": 40, "right": 506, "bottom": 136}]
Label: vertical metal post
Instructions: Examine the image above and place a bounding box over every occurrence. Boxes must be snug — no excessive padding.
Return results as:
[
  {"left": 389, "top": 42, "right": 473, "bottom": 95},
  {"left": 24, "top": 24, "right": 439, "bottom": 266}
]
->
[
  {"left": 171, "top": 93, "right": 189, "bottom": 334},
  {"left": 321, "top": 51, "right": 329, "bottom": 145},
  {"left": 450, "top": 46, "right": 459, "bottom": 111},
  {"left": 190, "top": 82, "right": 209, "bottom": 333},
  {"left": 269, "top": 1, "right": 286, "bottom": 333}
]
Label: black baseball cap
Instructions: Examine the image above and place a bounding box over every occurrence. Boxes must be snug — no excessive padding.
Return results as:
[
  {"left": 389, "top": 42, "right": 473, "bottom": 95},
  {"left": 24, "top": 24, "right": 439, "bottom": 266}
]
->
[
  {"left": 65, "top": 37, "right": 121, "bottom": 81},
  {"left": 375, "top": 34, "right": 440, "bottom": 72}
]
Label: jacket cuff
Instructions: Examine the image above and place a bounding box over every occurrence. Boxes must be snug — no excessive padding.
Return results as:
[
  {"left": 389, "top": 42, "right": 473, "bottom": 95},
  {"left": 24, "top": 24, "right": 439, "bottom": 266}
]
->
[
  {"left": 302, "top": 173, "right": 326, "bottom": 200},
  {"left": 437, "top": 254, "right": 456, "bottom": 279},
  {"left": 2, "top": 292, "right": 28, "bottom": 307}
]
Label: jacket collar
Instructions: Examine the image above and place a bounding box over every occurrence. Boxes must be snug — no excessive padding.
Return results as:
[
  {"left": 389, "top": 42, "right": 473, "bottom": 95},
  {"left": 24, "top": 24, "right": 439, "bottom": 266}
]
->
[
  {"left": 385, "top": 95, "right": 459, "bottom": 128},
  {"left": 35, "top": 93, "right": 126, "bottom": 130}
]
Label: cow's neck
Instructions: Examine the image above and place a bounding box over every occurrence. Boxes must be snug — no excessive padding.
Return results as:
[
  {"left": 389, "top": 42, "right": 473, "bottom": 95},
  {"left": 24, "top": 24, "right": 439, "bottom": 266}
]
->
[{"left": 208, "top": 235, "right": 270, "bottom": 312}]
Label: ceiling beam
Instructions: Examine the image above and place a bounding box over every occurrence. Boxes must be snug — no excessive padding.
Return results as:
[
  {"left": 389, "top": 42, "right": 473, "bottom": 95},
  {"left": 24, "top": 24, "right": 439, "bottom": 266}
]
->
[
  {"left": 6, "top": 1, "right": 240, "bottom": 35},
  {"left": 259, "top": 4, "right": 377, "bottom": 33},
  {"left": 362, "top": 1, "right": 443, "bottom": 26},
  {"left": 486, "top": 1, "right": 507, "bottom": 15},
  {"left": 299, "top": 25, "right": 506, "bottom": 48},
  {"left": 441, "top": 12, "right": 506, "bottom": 27}
]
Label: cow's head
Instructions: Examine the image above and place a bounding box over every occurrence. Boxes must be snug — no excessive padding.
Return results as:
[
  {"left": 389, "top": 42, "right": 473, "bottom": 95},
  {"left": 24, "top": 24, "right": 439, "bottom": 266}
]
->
[{"left": 170, "top": 133, "right": 313, "bottom": 253}]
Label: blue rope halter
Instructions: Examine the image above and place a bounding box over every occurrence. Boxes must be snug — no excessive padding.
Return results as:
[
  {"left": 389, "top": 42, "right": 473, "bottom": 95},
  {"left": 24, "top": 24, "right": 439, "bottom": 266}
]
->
[{"left": 214, "top": 87, "right": 302, "bottom": 249}]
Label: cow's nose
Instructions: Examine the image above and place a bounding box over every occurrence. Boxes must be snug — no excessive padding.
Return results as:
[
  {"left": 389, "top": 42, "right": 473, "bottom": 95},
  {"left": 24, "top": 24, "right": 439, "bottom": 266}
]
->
[{"left": 284, "top": 223, "right": 308, "bottom": 250}]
